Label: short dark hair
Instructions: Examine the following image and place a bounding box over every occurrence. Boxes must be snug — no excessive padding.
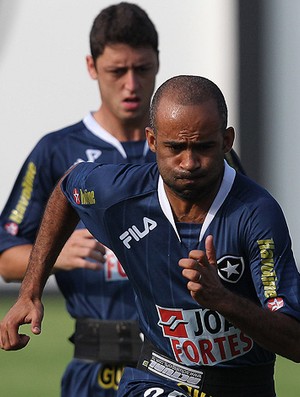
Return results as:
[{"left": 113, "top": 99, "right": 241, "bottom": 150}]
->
[
  {"left": 150, "top": 75, "right": 228, "bottom": 131},
  {"left": 90, "top": 2, "right": 159, "bottom": 61}
]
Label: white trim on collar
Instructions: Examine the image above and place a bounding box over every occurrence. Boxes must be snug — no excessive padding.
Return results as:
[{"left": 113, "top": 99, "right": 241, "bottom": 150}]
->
[
  {"left": 83, "top": 112, "right": 150, "bottom": 159},
  {"left": 157, "top": 161, "right": 236, "bottom": 242}
]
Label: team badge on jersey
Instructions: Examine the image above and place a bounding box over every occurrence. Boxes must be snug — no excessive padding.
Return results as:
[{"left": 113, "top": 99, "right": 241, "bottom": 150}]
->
[{"left": 217, "top": 255, "right": 245, "bottom": 283}]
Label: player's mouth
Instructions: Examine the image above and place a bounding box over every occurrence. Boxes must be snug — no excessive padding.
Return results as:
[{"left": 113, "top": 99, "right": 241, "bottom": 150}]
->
[
  {"left": 174, "top": 172, "right": 204, "bottom": 187},
  {"left": 175, "top": 171, "right": 203, "bottom": 181},
  {"left": 122, "top": 97, "right": 141, "bottom": 111}
]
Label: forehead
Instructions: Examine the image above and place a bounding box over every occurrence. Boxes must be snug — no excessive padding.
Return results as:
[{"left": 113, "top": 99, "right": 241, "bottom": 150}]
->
[
  {"left": 97, "top": 43, "right": 158, "bottom": 66},
  {"left": 155, "top": 97, "right": 221, "bottom": 137}
]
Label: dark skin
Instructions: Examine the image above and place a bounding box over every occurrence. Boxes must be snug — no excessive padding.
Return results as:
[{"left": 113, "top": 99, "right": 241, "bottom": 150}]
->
[
  {"left": 146, "top": 98, "right": 234, "bottom": 223},
  {"left": 0, "top": 95, "right": 300, "bottom": 364},
  {"left": 179, "top": 235, "right": 300, "bottom": 363}
]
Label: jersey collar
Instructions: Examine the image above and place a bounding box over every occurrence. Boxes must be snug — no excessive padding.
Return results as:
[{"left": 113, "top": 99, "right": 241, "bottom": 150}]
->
[
  {"left": 83, "top": 112, "right": 150, "bottom": 159},
  {"left": 157, "top": 161, "right": 236, "bottom": 242}
]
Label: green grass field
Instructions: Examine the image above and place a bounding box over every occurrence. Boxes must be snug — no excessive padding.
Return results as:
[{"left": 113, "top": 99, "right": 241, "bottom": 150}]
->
[
  {"left": 0, "top": 293, "right": 73, "bottom": 397},
  {"left": 0, "top": 292, "right": 299, "bottom": 396}
]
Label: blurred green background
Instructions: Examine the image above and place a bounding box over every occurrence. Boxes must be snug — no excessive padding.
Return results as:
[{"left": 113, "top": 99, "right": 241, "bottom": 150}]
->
[{"left": 0, "top": 290, "right": 299, "bottom": 396}]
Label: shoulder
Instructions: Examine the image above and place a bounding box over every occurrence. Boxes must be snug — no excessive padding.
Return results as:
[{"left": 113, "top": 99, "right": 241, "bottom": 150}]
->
[
  {"left": 28, "top": 120, "right": 85, "bottom": 157},
  {"left": 38, "top": 120, "right": 85, "bottom": 145},
  {"left": 67, "top": 162, "right": 158, "bottom": 194},
  {"left": 230, "top": 173, "right": 285, "bottom": 219}
]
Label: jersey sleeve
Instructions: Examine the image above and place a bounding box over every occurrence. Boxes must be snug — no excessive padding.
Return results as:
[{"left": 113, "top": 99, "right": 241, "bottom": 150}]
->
[
  {"left": 0, "top": 135, "right": 60, "bottom": 252},
  {"left": 61, "top": 162, "right": 111, "bottom": 248},
  {"left": 246, "top": 196, "right": 300, "bottom": 321}
]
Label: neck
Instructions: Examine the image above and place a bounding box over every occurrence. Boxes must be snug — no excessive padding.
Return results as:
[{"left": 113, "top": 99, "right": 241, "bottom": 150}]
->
[
  {"left": 92, "top": 108, "right": 148, "bottom": 142},
  {"left": 164, "top": 177, "right": 223, "bottom": 224}
]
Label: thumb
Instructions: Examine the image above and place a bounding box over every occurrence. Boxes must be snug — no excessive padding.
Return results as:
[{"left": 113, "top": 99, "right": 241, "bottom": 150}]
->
[
  {"left": 31, "top": 324, "right": 41, "bottom": 335},
  {"left": 31, "top": 319, "right": 42, "bottom": 335},
  {"left": 205, "top": 235, "right": 217, "bottom": 266},
  {"left": 30, "top": 306, "right": 43, "bottom": 335}
]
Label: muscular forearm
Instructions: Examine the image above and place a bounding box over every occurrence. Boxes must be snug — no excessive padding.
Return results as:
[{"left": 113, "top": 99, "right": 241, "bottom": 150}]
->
[
  {"left": 217, "top": 289, "right": 300, "bottom": 363},
  {"left": 19, "top": 182, "right": 79, "bottom": 299},
  {"left": 0, "top": 182, "right": 81, "bottom": 351}
]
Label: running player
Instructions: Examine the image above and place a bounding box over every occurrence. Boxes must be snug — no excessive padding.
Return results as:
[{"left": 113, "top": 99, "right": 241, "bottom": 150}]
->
[
  {"left": 0, "top": 75, "right": 299, "bottom": 397},
  {"left": 0, "top": 3, "right": 159, "bottom": 397}
]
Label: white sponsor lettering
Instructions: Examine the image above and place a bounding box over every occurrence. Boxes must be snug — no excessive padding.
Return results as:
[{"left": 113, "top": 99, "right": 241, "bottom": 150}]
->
[{"left": 120, "top": 217, "right": 157, "bottom": 248}]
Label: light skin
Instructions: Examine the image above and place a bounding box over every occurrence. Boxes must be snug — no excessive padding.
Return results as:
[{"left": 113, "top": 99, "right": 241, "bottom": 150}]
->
[
  {"left": 87, "top": 43, "right": 159, "bottom": 141},
  {"left": 1, "top": 97, "right": 300, "bottom": 364},
  {"left": 0, "top": 43, "right": 158, "bottom": 282}
]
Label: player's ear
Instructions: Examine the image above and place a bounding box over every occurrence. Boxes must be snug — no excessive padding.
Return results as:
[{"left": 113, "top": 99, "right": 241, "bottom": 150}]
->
[
  {"left": 223, "top": 127, "right": 235, "bottom": 153},
  {"left": 86, "top": 55, "right": 98, "bottom": 80},
  {"left": 146, "top": 127, "right": 157, "bottom": 153}
]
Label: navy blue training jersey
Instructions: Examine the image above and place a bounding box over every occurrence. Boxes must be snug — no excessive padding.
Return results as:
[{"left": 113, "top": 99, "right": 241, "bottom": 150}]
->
[
  {"left": 62, "top": 160, "right": 300, "bottom": 368},
  {"left": 0, "top": 113, "right": 155, "bottom": 321}
]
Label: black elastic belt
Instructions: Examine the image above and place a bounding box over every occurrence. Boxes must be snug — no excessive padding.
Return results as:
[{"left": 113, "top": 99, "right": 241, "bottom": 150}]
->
[
  {"left": 137, "top": 338, "right": 275, "bottom": 393},
  {"left": 72, "top": 318, "right": 143, "bottom": 364}
]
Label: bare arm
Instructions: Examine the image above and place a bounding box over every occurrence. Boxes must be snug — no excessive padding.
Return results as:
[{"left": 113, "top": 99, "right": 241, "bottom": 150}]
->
[
  {"left": 0, "top": 180, "right": 79, "bottom": 350},
  {"left": 179, "top": 235, "right": 300, "bottom": 363},
  {"left": 0, "top": 245, "right": 32, "bottom": 282},
  {"left": 0, "top": 229, "right": 106, "bottom": 283}
]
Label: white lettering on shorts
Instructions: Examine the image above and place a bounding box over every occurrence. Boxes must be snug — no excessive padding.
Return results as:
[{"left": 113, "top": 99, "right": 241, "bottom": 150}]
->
[{"left": 144, "top": 387, "right": 187, "bottom": 397}]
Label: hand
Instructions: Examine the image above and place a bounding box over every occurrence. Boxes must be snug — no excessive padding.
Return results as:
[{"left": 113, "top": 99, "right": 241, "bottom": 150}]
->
[
  {"left": 54, "top": 229, "right": 106, "bottom": 271},
  {"left": 179, "top": 235, "right": 228, "bottom": 310},
  {"left": 0, "top": 297, "right": 43, "bottom": 350}
]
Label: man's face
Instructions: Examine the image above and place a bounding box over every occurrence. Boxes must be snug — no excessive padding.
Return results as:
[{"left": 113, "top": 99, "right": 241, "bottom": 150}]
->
[
  {"left": 88, "top": 43, "right": 158, "bottom": 124},
  {"left": 147, "top": 98, "right": 234, "bottom": 202}
]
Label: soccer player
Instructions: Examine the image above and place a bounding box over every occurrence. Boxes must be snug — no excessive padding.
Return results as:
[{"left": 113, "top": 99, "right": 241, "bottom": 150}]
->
[
  {"left": 1, "top": 75, "right": 299, "bottom": 397},
  {"left": 0, "top": 3, "right": 159, "bottom": 396}
]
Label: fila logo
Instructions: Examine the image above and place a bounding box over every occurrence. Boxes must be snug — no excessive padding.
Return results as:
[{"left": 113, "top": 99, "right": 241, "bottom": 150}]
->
[
  {"left": 120, "top": 217, "right": 157, "bottom": 249},
  {"left": 75, "top": 149, "right": 102, "bottom": 164}
]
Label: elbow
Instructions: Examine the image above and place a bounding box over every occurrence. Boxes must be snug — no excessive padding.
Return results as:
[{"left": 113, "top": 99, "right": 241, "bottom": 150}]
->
[
  {"left": 0, "top": 260, "right": 10, "bottom": 282},
  {"left": 0, "top": 274, "right": 10, "bottom": 283},
  {"left": 0, "top": 268, "right": 18, "bottom": 283},
  {"left": 0, "top": 273, "right": 22, "bottom": 283},
  {"left": 0, "top": 256, "right": 22, "bottom": 283},
  {"left": 281, "top": 337, "right": 300, "bottom": 363},
  {"left": 290, "top": 352, "right": 300, "bottom": 364},
  {"left": 0, "top": 270, "right": 14, "bottom": 283}
]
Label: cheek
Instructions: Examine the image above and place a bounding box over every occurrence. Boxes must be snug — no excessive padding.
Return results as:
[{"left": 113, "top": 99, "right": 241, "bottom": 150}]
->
[
  {"left": 198, "top": 154, "right": 221, "bottom": 172},
  {"left": 156, "top": 154, "right": 173, "bottom": 173},
  {"left": 141, "top": 80, "right": 156, "bottom": 99}
]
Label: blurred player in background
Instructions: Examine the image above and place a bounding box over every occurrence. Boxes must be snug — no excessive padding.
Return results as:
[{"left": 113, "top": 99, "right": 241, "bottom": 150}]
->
[{"left": 0, "top": 3, "right": 158, "bottom": 396}]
